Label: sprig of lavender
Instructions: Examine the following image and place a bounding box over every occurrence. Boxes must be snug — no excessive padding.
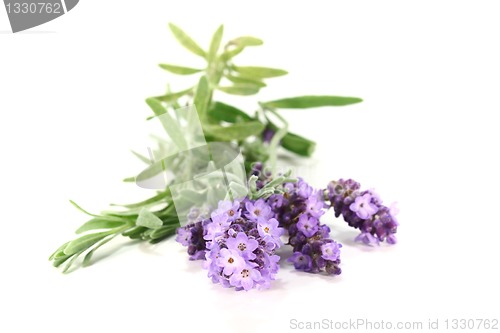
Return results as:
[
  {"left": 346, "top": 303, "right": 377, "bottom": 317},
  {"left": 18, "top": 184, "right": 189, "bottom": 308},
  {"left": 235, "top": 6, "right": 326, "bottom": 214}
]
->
[{"left": 50, "top": 23, "right": 364, "bottom": 273}]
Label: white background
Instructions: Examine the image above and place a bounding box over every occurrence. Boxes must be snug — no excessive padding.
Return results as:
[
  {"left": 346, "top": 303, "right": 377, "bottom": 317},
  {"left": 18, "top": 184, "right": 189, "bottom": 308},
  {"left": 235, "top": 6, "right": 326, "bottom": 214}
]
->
[{"left": 1, "top": 1, "right": 500, "bottom": 332}]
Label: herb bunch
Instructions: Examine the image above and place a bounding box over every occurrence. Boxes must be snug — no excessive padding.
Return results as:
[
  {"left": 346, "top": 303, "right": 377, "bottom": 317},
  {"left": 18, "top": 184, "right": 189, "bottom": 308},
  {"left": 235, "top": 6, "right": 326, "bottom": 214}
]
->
[{"left": 50, "top": 23, "right": 371, "bottom": 274}]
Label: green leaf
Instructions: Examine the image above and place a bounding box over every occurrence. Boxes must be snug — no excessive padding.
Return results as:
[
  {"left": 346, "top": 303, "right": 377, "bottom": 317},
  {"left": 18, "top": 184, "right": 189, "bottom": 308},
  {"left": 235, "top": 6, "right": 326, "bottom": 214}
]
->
[
  {"left": 218, "top": 85, "right": 260, "bottom": 96},
  {"left": 262, "top": 95, "right": 363, "bottom": 109},
  {"left": 222, "top": 36, "right": 263, "bottom": 60},
  {"left": 206, "top": 121, "right": 265, "bottom": 141},
  {"left": 208, "top": 102, "right": 253, "bottom": 123},
  {"left": 112, "top": 190, "right": 171, "bottom": 209},
  {"left": 145, "top": 98, "right": 188, "bottom": 150},
  {"left": 75, "top": 218, "right": 126, "bottom": 234},
  {"left": 208, "top": 25, "right": 224, "bottom": 63},
  {"left": 266, "top": 121, "right": 316, "bottom": 156},
  {"left": 149, "top": 226, "right": 178, "bottom": 240},
  {"left": 63, "top": 250, "right": 84, "bottom": 273},
  {"left": 122, "top": 226, "right": 147, "bottom": 238},
  {"left": 159, "top": 64, "right": 203, "bottom": 75},
  {"left": 233, "top": 66, "right": 288, "bottom": 78},
  {"left": 136, "top": 208, "right": 163, "bottom": 229},
  {"left": 221, "top": 46, "right": 244, "bottom": 59},
  {"left": 168, "top": 23, "right": 206, "bottom": 58},
  {"left": 82, "top": 235, "right": 116, "bottom": 267},
  {"left": 282, "top": 132, "right": 316, "bottom": 157},
  {"left": 194, "top": 76, "right": 210, "bottom": 119},
  {"left": 225, "top": 74, "right": 266, "bottom": 88},
  {"left": 49, "top": 241, "right": 70, "bottom": 261},
  {"left": 64, "top": 232, "right": 110, "bottom": 256},
  {"left": 130, "top": 150, "right": 152, "bottom": 164},
  {"left": 153, "top": 87, "right": 193, "bottom": 103},
  {"left": 229, "top": 36, "right": 263, "bottom": 47}
]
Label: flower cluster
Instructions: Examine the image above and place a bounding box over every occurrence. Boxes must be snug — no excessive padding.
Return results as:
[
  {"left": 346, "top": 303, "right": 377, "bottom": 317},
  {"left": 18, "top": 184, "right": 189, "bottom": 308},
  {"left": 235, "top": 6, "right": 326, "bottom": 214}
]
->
[
  {"left": 271, "top": 179, "right": 342, "bottom": 275},
  {"left": 177, "top": 199, "right": 284, "bottom": 290},
  {"left": 327, "top": 179, "right": 399, "bottom": 245}
]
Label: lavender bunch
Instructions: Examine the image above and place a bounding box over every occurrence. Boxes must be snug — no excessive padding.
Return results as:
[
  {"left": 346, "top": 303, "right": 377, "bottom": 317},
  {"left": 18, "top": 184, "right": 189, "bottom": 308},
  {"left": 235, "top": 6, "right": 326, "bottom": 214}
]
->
[{"left": 327, "top": 179, "right": 399, "bottom": 245}]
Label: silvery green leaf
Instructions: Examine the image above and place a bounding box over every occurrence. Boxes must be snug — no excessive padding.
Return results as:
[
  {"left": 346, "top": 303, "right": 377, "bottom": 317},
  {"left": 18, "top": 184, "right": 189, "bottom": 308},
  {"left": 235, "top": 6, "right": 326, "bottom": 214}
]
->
[
  {"left": 262, "top": 95, "right": 363, "bottom": 109},
  {"left": 233, "top": 66, "right": 288, "bottom": 78},
  {"left": 207, "top": 25, "right": 224, "bottom": 63},
  {"left": 159, "top": 64, "right": 203, "bottom": 75},
  {"left": 217, "top": 85, "right": 260, "bottom": 96},
  {"left": 168, "top": 23, "right": 206, "bottom": 58}
]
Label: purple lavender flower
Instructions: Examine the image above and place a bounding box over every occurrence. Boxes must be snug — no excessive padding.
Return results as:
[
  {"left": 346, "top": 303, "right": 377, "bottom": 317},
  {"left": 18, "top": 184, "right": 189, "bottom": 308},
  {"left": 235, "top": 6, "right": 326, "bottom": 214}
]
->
[
  {"left": 175, "top": 227, "right": 191, "bottom": 246},
  {"left": 304, "top": 193, "right": 326, "bottom": 218},
  {"left": 217, "top": 248, "right": 246, "bottom": 276},
  {"left": 327, "top": 179, "right": 399, "bottom": 245},
  {"left": 296, "top": 214, "right": 319, "bottom": 237},
  {"left": 214, "top": 200, "right": 241, "bottom": 222},
  {"left": 229, "top": 265, "right": 263, "bottom": 291},
  {"left": 199, "top": 199, "right": 282, "bottom": 291},
  {"left": 245, "top": 199, "right": 272, "bottom": 222},
  {"left": 269, "top": 178, "right": 342, "bottom": 276},
  {"left": 257, "top": 218, "right": 284, "bottom": 244},
  {"left": 226, "top": 232, "right": 259, "bottom": 260},
  {"left": 287, "top": 252, "right": 312, "bottom": 271},
  {"left": 349, "top": 193, "right": 378, "bottom": 219},
  {"left": 321, "top": 241, "right": 342, "bottom": 261},
  {"left": 204, "top": 212, "right": 230, "bottom": 241}
]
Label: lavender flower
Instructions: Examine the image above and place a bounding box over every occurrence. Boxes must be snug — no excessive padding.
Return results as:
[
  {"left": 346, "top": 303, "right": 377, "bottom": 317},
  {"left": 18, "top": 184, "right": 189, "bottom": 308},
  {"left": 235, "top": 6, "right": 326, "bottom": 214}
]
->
[
  {"left": 327, "top": 179, "right": 399, "bottom": 245},
  {"left": 270, "top": 178, "right": 342, "bottom": 275},
  {"left": 201, "top": 199, "right": 283, "bottom": 291},
  {"left": 349, "top": 193, "right": 378, "bottom": 219},
  {"left": 296, "top": 214, "right": 319, "bottom": 238},
  {"left": 245, "top": 199, "right": 272, "bottom": 222},
  {"left": 226, "top": 232, "right": 259, "bottom": 260}
]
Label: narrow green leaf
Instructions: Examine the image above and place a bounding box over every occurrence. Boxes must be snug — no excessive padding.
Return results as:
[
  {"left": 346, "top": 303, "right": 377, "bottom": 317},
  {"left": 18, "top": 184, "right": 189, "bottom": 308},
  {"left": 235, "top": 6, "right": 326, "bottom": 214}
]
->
[
  {"left": 52, "top": 254, "right": 72, "bottom": 268},
  {"left": 168, "top": 23, "right": 206, "bottom": 58},
  {"left": 122, "top": 226, "right": 147, "bottom": 238},
  {"left": 112, "top": 190, "right": 171, "bottom": 209},
  {"left": 153, "top": 87, "right": 193, "bottom": 103},
  {"left": 82, "top": 235, "right": 116, "bottom": 267},
  {"left": 218, "top": 85, "right": 260, "bottom": 96},
  {"left": 123, "top": 176, "right": 135, "bottom": 182},
  {"left": 262, "top": 95, "right": 363, "bottom": 109},
  {"left": 75, "top": 218, "right": 126, "bottom": 234},
  {"left": 145, "top": 98, "right": 188, "bottom": 150},
  {"left": 159, "top": 64, "right": 203, "bottom": 75},
  {"left": 149, "top": 225, "right": 178, "bottom": 240},
  {"left": 283, "top": 132, "right": 316, "bottom": 156},
  {"left": 266, "top": 121, "right": 316, "bottom": 156},
  {"left": 194, "top": 76, "right": 210, "bottom": 119},
  {"left": 225, "top": 74, "right": 266, "bottom": 88},
  {"left": 136, "top": 208, "right": 163, "bottom": 229},
  {"left": 130, "top": 150, "right": 152, "bottom": 164},
  {"left": 233, "top": 66, "right": 288, "bottom": 78},
  {"left": 64, "top": 232, "right": 110, "bottom": 256},
  {"left": 229, "top": 36, "right": 263, "bottom": 47},
  {"left": 69, "top": 200, "right": 124, "bottom": 222},
  {"left": 206, "top": 121, "right": 265, "bottom": 141},
  {"left": 221, "top": 46, "right": 244, "bottom": 59},
  {"left": 63, "top": 250, "right": 84, "bottom": 273},
  {"left": 208, "top": 102, "right": 252, "bottom": 123},
  {"left": 208, "top": 25, "right": 224, "bottom": 63},
  {"left": 221, "top": 36, "right": 263, "bottom": 60},
  {"left": 49, "top": 241, "right": 70, "bottom": 261}
]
